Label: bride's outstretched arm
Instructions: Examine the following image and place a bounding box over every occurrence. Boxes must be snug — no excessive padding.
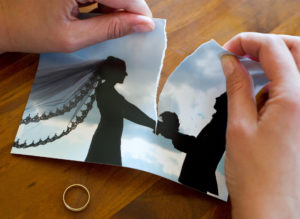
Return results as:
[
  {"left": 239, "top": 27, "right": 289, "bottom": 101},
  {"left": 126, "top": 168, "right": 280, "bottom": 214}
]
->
[{"left": 123, "top": 100, "right": 155, "bottom": 130}]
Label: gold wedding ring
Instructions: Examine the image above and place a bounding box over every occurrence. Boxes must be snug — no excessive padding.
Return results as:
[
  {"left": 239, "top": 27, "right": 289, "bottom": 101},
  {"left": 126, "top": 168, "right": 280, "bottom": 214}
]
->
[{"left": 63, "top": 184, "right": 90, "bottom": 212}]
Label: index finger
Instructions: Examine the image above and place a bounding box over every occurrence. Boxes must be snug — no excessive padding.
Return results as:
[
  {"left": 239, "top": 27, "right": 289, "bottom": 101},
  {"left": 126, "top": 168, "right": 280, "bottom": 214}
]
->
[{"left": 223, "top": 32, "right": 299, "bottom": 83}]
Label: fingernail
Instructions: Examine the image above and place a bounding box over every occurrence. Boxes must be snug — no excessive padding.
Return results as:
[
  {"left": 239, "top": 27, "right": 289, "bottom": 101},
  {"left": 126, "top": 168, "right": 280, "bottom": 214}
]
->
[
  {"left": 132, "top": 24, "right": 153, "bottom": 32},
  {"left": 221, "top": 55, "right": 235, "bottom": 77},
  {"left": 132, "top": 22, "right": 154, "bottom": 32},
  {"left": 132, "top": 16, "right": 155, "bottom": 33}
]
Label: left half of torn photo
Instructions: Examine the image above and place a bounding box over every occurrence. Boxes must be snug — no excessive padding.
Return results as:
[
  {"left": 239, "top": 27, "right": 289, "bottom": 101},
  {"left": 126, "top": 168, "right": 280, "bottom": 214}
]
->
[{"left": 12, "top": 19, "right": 167, "bottom": 174}]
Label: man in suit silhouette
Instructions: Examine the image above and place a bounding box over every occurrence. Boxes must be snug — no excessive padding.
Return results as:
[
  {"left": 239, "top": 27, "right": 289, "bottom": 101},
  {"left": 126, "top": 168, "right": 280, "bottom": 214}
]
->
[{"left": 159, "top": 93, "right": 227, "bottom": 195}]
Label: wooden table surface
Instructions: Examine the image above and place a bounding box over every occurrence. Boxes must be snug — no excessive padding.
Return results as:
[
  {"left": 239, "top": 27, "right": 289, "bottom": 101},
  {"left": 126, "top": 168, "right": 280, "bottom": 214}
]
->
[{"left": 0, "top": 0, "right": 299, "bottom": 218}]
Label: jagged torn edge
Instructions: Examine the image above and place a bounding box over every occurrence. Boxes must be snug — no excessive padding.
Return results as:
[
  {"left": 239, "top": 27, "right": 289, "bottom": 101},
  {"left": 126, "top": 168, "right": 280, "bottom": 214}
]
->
[
  {"left": 154, "top": 38, "right": 266, "bottom": 129},
  {"left": 154, "top": 39, "right": 227, "bottom": 130},
  {"left": 154, "top": 19, "right": 168, "bottom": 132}
]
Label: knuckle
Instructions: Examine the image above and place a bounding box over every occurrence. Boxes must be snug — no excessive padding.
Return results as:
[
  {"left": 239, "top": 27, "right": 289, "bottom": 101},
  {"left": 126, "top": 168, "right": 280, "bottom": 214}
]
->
[
  {"left": 226, "top": 76, "right": 246, "bottom": 97},
  {"left": 237, "top": 32, "right": 248, "bottom": 40},
  {"left": 262, "top": 34, "right": 285, "bottom": 49},
  {"left": 227, "top": 119, "right": 251, "bottom": 137},
  {"left": 237, "top": 32, "right": 285, "bottom": 48},
  {"left": 236, "top": 32, "right": 255, "bottom": 42},
  {"left": 106, "top": 17, "right": 124, "bottom": 40}
]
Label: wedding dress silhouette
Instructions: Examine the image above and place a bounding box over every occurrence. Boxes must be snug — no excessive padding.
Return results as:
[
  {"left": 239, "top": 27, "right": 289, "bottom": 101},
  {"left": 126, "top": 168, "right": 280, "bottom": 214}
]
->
[{"left": 85, "top": 57, "right": 155, "bottom": 165}]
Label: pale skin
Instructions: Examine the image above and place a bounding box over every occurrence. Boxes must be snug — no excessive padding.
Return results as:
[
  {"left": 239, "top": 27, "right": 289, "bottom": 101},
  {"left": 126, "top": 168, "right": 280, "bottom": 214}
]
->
[
  {"left": 0, "top": 0, "right": 154, "bottom": 53},
  {"left": 0, "top": 1, "right": 299, "bottom": 217},
  {"left": 221, "top": 33, "right": 300, "bottom": 219}
]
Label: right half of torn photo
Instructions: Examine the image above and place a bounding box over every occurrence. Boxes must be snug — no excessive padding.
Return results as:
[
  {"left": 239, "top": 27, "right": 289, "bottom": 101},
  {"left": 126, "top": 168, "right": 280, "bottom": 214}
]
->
[{"left": 157, "top": 39, "right": 267, "bottom": 201}]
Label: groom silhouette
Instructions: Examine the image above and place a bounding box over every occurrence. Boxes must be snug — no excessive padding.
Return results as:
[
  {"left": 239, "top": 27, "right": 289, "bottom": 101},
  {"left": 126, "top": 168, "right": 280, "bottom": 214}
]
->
[{"left": 159, "top": 93, "right": 227, "bottom": 195}]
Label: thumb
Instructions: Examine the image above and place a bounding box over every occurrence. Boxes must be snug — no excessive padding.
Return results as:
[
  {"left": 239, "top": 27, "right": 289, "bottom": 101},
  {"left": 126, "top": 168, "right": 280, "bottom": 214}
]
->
[
  {"left": 66, "top": 12, "right": 154, "bottom": 52},
  {"left": 221, "top": 55, "right": 257, "bottom": 127}
]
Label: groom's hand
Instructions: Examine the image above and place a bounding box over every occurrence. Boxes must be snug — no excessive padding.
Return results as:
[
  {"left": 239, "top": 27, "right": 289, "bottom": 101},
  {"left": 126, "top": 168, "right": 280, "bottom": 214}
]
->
[{"left": 157, "top": 121, "right": 178, "bottom": 139}]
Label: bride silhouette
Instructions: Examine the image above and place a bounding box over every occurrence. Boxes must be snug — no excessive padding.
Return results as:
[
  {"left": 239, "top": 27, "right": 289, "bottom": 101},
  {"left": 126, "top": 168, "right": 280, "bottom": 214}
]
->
[
  {"left": 13, "top": 56, "right": 155, "bottom": 166},
  {"left": 85, "top": 56, "right": 156, "bottom": 165}
]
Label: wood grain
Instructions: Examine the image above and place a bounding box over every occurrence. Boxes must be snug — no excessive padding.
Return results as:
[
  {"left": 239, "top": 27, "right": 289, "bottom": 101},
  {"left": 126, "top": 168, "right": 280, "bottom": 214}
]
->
[{"left": 0, "top": 0, "right": 299, "bottom": 218}]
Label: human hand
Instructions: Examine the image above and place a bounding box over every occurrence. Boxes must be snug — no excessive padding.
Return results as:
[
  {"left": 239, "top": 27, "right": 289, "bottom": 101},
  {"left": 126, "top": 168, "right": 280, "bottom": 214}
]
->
[
  {"left": 0, "top": 0, "right": 154, "bottom": 53},
  {"left": 156, "top": 120, "right": 178, "bottom": 139},
  {"left": 221, "top": 33, "right": 300, "bottom": 219},
  {"left": 157, "top": 111, "right": 180, "bottom": 139}
]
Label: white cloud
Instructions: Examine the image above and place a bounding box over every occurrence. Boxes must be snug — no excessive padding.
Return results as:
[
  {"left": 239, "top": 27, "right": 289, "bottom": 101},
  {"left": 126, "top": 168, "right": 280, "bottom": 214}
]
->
[
  {"left": 122, "top": 136, "right": 185, "bottom": 178},
  {"left": 194, "top": 50, "right": 222, "bottom": 79},
  {"left": 159, "top": 82, "right": 224, "bottom": 136}
]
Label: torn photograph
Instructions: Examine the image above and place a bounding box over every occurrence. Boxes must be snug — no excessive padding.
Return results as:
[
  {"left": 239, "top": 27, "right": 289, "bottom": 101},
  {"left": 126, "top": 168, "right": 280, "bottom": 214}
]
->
[
  {"left": 11, "top": 18, "right": 267, "bottom": 201},
  {"left": 158, "top": 40, "right": 267, "bottom": 201}
]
